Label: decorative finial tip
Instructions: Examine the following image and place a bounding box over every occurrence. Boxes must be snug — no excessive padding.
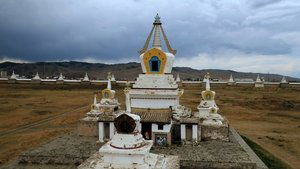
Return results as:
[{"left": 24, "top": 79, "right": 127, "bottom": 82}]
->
[{"left": 154, "top": 13, "right": 161, "bottom": 24}]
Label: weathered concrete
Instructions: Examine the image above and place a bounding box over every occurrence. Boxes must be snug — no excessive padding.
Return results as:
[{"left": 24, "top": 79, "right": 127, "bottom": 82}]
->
[
  {"left": 17, "top": 133, "right": 102, "bottom": 166},
  {"left": 151, "top": 128, "right": 267, "bottom": 169},
  {"left": 230, "top": 127, "right": 268, "bottom": 169},
  {"left": 78, "top": 119, "right": 98, "bottom": 137},
  {"left": 4, "top": 128, "right": 267, "bottom": 169},
  {"left": 201, "top": 124, "right": 229, "bottom": 141}
]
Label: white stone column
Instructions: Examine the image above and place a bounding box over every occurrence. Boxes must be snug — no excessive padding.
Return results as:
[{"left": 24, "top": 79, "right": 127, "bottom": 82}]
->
[
  {"left": 180, "top": 124, "right": 186, "bottom": 141},
  {"left": 125, "top": 90, "right": 131, "bottom": 112},
  {"left": 109, "top": 122, "right": 114, "bottom": 139},
  {"left": 98, "top": 122, "right": 104, "bottom": 142},
  {"left": 192, "top": 124, "right": 198, "bottom": 142}
]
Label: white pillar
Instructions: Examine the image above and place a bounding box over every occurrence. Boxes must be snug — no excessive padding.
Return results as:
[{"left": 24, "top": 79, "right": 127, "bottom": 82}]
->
[
  {"left": 180, "top": 124, "right": 186, "bottom": 141},
  {"left": 109, "top": 122, "right": 114, "bottom": 139},
  {"left": 192, "top": 124, "right": 198, "bottom": 142},
  {"left": 98, "top": 122, "right": 104, "bottom": 142},
  {"left": 125, "top": 91, "right": 131, "bottom": 112}
]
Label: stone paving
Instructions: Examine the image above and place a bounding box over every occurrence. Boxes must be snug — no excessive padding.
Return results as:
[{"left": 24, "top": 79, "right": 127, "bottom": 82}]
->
[
  {"left": 150, "top": 130, "right": 257, "bottom": 169},
  {"left": 2, "top": 129, "right": 266, "bottom": 169},
  {"left": 2, "top": 133, "right": 101, "bottom": 169}
]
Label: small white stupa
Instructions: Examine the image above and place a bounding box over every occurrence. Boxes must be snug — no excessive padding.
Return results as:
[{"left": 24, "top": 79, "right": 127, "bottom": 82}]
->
[
  {"left": 93, "top": 76, "right": 118, "bottom": 110},
  {"left": 227, "top": 74, "right": 235, "bottom": 85},
  {"left": 111, "top": 74, "right": 116, "bottom": 81},
  {"left": 56, "top": 73, "right": 64, "bottom": 84},
  {"left": 196, "top": 73, "right": 224, "bottom": 126},
  {"left": 78, "top": 75, "right": 120, "bottom": 138},
  {"left": 32, "top": 72, "right": 41, "bottom": 81},
  {"left": 10, "top": 71, "right": 17, "bottom": 80},
  {"left": 58, "top": 73, "right": 64, "bottom": 81},
  {"left": 254, "top": 74, "right": 264, "bottom": 87},
  {"left": 280, "top": 76, "right": 289, "bottom": 88},
  {"left": 78, "top": 112, "right": 179, "bottom": 169},
  {"left": 281, "top": 76, "right": 288, "bottom": 83},
  {"left": 82, "top": 72, "right": 90, "bottom": 82}
]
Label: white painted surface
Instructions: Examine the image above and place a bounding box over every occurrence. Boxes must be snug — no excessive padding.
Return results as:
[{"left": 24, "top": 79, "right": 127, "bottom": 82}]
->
[
  {"left": 82, "top": 73, "right": 89, "bottom": 81},
  {"left": 133, "top": 74, "right": 177, "bottom": 89},
  {"left": 125, "top": 91, "right": 131, "bottom": 112},
  {"left": 255, "top": 83, "right": 264, "bottom": 87},
  {"left": 152, "top": 123, "right": 171, "bottom": 133},
  {"left": 102, "top": 153, "right": 145, "bottom": 165},
  {"left": 98, "top": 122, "right": 104, "bottom": 142},
  {"left": 192, "top": 125, "right": 198, "bottom": 141},
  {"left": 180, "top": 124, "right": 186, "bottom": 140},
  {"left": 131, "top": 98, "right": 178, "bottom": 109},
  {"left": 109, "top": 122, "right": 114, "bottom": 139},
  {"left": 32, "top": 72, "right": 41, "bottom": 80}
]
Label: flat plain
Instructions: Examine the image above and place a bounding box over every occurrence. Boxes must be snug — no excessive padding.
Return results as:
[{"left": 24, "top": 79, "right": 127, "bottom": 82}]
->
[{"left": 0, "top": 83, "right": 299, "bottom": 168}]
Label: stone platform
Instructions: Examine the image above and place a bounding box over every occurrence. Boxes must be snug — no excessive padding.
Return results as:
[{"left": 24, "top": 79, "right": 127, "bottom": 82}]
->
[
  {"left": 2, "top": 133, "right": 101, "bottom": 169},
  {"left": 78, "top": 152, "right": 179, "bottom": 169},
  {"left": 151, "top": 127, "right": 267, "bottom": 169},
  {"left": 3, "top": 128, "right": 267, "bottom": 169}
]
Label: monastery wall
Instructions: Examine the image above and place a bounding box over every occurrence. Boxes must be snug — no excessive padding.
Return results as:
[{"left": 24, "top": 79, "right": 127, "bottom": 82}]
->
[{"left": 1, "top": 78, "right": 299, "bottom": 88}]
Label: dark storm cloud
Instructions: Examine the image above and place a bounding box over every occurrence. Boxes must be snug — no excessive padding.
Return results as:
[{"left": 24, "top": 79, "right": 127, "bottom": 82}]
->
[{"left": 0, "top": 0, "right": 300, "bottom": 76}]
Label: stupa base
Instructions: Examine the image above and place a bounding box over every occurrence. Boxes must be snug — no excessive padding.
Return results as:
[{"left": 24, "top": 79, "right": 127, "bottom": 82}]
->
[{"left": 78, "top": 151, "right": 179, "bottom": 169}]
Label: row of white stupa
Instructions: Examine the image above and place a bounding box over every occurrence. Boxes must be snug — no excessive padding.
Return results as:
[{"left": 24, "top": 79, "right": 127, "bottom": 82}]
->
[
  {"left": 8, "top": 71, "right": 116, "bottom": 82},
  {"left": 8, "top": 70, "right": 288, "bottom": 84}
]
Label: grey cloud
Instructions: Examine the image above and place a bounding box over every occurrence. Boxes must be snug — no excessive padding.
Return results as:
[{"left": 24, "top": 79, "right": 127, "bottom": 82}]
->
[{"left": 0, "top": 0, "right": 299, "bottom": 64}]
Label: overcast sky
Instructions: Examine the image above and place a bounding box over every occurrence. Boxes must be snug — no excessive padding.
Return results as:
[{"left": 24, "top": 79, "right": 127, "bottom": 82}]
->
[{"left": 0, "top": 0, "right": 300, "bottom": 77}]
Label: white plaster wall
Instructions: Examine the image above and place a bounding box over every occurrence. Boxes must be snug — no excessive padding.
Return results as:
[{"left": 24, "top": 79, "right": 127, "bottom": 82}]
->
[
  {"left": 131, "top": 98, "right": 178, "bottom": 109},
  {"left": 139, "top": 54, "right": 147, "bottom": 73},
  {"left": 132, "top": 74, "right": 177, "bottom": 89},
  {"left": 103, "top": 153, "right": 145, "bottom": 165},
  {"left": 98, "top": 122, "right": 104, "bottom": 142},
  {"left": 164, "top": 53, "right": 175, "bottom": 73},
  {"left": 180, "top": 124, "right": 186, "bottom": 140},
  {"left": 152, "top": 123, "right": 172, "bottom": 133}
]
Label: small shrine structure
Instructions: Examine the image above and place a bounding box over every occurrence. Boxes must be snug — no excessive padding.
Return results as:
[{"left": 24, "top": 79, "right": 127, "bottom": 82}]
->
[
  {"left": 227, "top": 74, "right": 235, "bottom": 85},
  {"left": 78, "top": 75, "right": 120, "bottom": 138},
  {"left": 254, "top": 74, "right": 264, "bottom": 87},
  {"left": 32, "top": 72, "right": 41, "bottom": 83}
]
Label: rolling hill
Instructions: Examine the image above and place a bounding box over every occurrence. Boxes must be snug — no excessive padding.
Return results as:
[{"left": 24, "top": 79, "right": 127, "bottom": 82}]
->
[{"left": 0, "top": 61, "right": 299, "bottom": 82}]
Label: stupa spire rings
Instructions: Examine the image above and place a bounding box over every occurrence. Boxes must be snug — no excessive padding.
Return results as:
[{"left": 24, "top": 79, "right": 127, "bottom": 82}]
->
[
  {"left": 138, "top": 14, "right": 176, "bottom": 55},
  {"left": 152, "top": 21, "right": 162, "bottom": 49}
]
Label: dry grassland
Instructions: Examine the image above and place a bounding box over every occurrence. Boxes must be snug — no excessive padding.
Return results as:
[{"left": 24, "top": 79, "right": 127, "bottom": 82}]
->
[{"left": 0, "top": 83, "right": 299, "bottom": 169}]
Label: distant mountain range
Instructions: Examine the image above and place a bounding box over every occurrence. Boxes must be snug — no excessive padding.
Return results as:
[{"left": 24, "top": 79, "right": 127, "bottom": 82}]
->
[{"left": 0, "top": 61, "right": 299, "bottom": 82}]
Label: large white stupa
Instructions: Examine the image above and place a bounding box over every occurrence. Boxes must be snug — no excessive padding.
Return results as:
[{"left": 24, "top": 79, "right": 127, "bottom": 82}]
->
[{"left": 128, "top": 14, "right": 183, "bottom": 110}]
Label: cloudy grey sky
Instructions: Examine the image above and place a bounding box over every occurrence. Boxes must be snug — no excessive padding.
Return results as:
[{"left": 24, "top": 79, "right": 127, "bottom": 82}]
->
[{"left": 0, "top": 0, "right": 300, "bottom": 77}]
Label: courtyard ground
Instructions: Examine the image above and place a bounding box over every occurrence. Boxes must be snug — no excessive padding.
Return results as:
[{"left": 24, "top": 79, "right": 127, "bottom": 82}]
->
[{"left": 0, "top": 83, "right": 299, "bottom": 168}]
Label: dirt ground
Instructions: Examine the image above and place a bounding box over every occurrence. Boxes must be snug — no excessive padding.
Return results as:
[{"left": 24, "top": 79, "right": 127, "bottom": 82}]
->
[{"left": 0, "top": 83, "right": 299, "bottom": 168}]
